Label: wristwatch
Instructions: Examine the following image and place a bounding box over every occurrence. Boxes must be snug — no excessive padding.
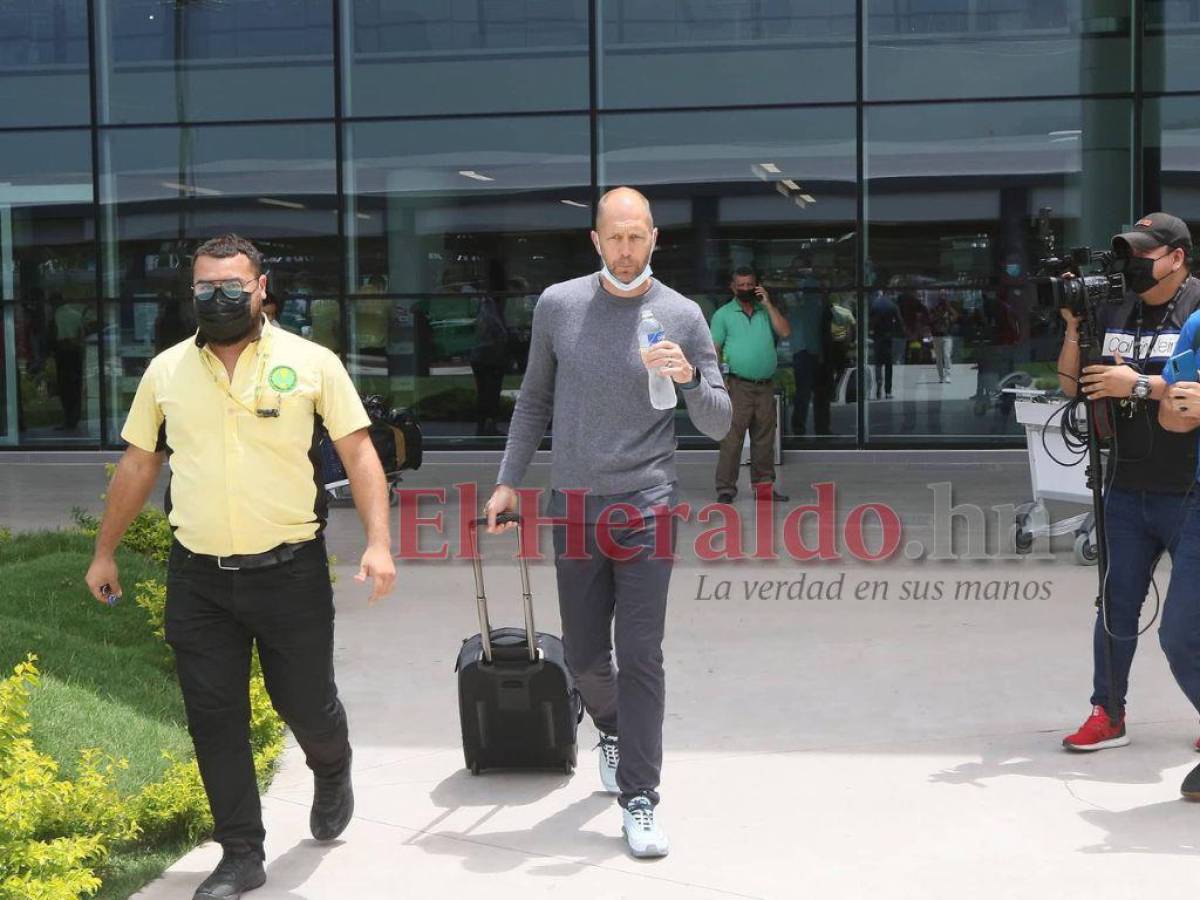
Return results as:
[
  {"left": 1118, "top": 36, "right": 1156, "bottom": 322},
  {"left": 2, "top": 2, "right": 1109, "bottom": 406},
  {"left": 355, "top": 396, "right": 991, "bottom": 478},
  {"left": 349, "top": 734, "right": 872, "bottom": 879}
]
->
[{"left": 1133, "top": 374, "right": 1151, "bottom": 400}]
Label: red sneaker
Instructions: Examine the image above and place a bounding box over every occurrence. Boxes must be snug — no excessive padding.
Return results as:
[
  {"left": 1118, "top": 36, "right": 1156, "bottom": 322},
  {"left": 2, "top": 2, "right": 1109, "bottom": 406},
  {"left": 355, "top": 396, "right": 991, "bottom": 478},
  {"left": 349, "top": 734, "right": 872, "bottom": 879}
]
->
[{"left": 1063, "top": 705, "right": 1129, "bottom": 751}]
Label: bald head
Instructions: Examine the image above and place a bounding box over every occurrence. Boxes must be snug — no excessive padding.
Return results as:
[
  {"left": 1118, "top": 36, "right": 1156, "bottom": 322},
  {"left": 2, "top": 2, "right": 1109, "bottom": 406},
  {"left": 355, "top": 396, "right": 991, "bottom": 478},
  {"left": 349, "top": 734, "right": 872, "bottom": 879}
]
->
[
  {"left": 596, "top": 187, "right": 654, "bottom": 230},
  {"left": 591, "top": 187, "right": 658, "bottom": 290}
]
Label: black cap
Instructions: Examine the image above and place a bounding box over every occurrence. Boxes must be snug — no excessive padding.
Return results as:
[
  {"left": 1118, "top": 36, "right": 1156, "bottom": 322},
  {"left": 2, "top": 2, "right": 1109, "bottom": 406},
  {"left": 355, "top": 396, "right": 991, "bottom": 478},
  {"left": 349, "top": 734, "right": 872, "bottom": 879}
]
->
[{"left": 1113, "top": 212, "right": 1193, "bottom": 254}]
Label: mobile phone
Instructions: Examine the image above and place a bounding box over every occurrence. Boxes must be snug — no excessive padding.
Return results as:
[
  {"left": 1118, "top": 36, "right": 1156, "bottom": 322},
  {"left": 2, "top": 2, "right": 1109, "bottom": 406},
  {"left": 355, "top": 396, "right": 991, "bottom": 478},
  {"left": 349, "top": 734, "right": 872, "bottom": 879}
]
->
[{"left": 1169, "top": 348, "right": 1198, "bottom": 383}]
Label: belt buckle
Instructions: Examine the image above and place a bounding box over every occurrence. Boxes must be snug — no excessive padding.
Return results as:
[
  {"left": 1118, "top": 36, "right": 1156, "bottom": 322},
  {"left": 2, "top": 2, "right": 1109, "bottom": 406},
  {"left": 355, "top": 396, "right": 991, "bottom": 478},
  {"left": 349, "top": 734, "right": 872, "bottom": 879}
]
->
[{"left": 216, "top": 556, "right": 241, "bottom": 571}]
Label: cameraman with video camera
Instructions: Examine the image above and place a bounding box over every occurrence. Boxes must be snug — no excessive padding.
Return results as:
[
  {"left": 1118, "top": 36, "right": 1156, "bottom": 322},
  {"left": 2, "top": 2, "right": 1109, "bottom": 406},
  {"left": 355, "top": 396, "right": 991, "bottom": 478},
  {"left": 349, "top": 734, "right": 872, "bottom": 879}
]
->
[{"left": 1057, "top": 213, "right": 1200, "bottom": 753}]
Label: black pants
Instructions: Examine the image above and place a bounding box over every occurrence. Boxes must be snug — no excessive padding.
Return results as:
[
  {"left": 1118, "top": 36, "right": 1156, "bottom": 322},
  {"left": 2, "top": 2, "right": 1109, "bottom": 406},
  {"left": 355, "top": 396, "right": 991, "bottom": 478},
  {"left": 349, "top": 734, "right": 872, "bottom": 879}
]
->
[
  {"left": 471, "top": 363, "right": 506, "bottom": 435},
  {"left": 165, "top": 538, "right": 351, "bottom": 857},
  {"left": 55, "top": 343, "right": 83, "bottom": 428},
  {"left": 871, "top": 337, "right": 895, "bottom": 397}
]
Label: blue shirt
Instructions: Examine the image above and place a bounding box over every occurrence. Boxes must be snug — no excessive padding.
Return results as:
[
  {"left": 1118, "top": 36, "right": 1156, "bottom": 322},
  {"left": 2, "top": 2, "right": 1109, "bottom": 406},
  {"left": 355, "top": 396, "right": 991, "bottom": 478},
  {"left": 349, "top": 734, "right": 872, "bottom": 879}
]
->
[{"left": 1136, "top": 280, "right": 1200, "bottom": 485}]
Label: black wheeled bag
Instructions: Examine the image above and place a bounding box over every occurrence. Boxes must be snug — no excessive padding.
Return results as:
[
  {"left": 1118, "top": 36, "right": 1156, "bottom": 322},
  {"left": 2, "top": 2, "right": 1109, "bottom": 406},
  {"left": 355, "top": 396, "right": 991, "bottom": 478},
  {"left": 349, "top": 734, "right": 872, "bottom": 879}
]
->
[{"left": 455, "top": 514, "right": 581, "bottom": 775}]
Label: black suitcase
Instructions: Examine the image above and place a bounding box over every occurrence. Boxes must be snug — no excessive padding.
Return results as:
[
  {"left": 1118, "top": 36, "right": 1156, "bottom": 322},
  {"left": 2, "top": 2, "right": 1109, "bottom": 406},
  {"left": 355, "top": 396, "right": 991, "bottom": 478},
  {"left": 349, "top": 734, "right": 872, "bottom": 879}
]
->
[{"left": 455, "top": 513, "right": 581, "bottom": 775}]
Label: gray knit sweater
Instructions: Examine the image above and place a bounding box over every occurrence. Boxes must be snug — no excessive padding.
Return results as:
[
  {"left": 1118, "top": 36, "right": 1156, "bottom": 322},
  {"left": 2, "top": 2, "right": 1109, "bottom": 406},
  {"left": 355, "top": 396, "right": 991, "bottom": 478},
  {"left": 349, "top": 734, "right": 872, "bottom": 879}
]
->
[{"left": 497, "top": 274, "right": 732, "bottom": 493}]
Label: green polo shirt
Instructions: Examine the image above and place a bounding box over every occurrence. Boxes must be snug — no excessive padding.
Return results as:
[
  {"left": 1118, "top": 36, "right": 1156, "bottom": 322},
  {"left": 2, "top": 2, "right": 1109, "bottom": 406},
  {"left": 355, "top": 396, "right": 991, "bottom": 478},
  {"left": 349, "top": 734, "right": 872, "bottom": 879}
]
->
[{"left": 710, "top": 299, "right": 778, "bottom": 381}]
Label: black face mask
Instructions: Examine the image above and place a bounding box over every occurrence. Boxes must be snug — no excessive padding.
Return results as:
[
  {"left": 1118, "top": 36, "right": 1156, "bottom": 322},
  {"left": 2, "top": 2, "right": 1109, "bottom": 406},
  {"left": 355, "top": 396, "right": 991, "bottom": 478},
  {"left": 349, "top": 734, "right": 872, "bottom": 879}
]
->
[
  {"left": 736, "top": 289, "right": 758, "bottom": 303},
  {"left": 195, "top": 290, "right": 255, "bottom": 344},
  {"left": 1118, "top": 252, "right": 1173, "bottom": 295}
]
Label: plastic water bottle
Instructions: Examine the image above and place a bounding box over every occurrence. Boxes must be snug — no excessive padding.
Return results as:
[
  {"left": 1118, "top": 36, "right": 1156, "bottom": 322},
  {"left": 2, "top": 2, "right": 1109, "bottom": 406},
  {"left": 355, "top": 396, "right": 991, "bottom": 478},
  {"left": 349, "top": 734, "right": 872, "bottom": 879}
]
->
[{"left": 637, "top": 309, "right": 678, "bottom": 410}]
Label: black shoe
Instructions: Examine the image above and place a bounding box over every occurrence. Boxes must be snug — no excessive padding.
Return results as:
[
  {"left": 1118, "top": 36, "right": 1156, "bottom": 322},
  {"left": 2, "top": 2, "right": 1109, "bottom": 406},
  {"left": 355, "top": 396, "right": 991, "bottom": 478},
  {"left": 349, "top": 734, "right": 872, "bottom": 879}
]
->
[
  {"left": 1182, "top": 761, "right": 1200, "bottom": 800},
  {"left": 311, "top": 751, "right": 355, "bottom": 842},
  {"left": 771, "top": 490, "right": 790, "bottom": 503},
  {"left": 716, "top": 492, "right": 735, "bottom": 504},
  {"left": 193, "top": 852, "right": 265, "bottom": 899}
]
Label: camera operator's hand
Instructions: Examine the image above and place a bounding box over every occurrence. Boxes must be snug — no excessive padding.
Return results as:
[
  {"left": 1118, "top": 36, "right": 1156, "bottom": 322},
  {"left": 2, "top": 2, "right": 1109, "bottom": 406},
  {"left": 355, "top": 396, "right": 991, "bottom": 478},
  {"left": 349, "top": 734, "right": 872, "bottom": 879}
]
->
[
  {"left": 1169, "top": 382, "right": 1200, "bottom": 419},
  {"left": 1081, "top": 350, "right": 1138, "bottom": 399}
]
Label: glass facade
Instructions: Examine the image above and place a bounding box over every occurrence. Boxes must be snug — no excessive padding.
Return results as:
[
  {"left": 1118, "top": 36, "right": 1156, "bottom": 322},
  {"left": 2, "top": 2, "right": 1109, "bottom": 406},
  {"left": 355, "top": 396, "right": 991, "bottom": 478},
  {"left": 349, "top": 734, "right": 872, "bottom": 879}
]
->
[{"left": 0, "top": 1, "right": 1190, "bottom": 450}]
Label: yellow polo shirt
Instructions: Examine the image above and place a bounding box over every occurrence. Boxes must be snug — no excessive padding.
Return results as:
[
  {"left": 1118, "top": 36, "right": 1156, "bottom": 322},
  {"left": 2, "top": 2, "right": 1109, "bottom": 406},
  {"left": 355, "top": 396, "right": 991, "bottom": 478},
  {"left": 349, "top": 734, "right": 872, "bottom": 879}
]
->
[{"left": 121, "top": 320, "right": 370, "bottom": 556}]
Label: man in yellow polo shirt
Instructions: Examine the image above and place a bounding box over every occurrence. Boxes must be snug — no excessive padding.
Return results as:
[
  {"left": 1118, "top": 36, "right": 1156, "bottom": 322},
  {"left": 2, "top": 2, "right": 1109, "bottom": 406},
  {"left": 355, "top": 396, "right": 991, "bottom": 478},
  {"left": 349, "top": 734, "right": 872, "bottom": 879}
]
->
[
  {"left": 84, "top": 234, "right": 396, "bottom": 900},
  {"left": 711, "top": 267, "right": 791, "bottom": 503}
]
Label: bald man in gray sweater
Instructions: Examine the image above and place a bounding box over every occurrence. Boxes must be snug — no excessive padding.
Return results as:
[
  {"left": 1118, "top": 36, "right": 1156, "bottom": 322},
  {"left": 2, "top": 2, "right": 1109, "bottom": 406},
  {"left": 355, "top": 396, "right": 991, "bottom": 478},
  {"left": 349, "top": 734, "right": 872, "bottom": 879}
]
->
[{"left": 485, "top": 187, "right": 731, "bottom": 858}]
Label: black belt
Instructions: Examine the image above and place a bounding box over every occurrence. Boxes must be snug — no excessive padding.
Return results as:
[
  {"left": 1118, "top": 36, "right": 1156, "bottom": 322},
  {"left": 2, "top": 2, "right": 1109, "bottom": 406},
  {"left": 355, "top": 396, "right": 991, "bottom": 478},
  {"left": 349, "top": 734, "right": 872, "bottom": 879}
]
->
[
  {"left": 183, "top": 539, "right": 314, "bottom": 571},
  {"left": 728, "top": 374, "right": 774, "bottom": 386}
]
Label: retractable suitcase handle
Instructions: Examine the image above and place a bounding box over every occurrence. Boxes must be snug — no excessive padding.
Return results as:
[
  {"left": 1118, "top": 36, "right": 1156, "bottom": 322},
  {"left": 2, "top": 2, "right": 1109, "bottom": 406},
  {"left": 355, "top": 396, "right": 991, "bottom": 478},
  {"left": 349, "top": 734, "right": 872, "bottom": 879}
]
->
[{"left": 468, "top": 513, "right": 536, "bottom": 663}]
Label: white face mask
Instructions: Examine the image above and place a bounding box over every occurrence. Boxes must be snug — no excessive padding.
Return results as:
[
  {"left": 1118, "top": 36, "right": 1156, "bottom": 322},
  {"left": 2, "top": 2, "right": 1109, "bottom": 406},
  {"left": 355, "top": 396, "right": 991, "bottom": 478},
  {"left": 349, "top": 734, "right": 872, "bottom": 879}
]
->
[{"left": 595, "top": 233, "right": 656, "bottom": 292}]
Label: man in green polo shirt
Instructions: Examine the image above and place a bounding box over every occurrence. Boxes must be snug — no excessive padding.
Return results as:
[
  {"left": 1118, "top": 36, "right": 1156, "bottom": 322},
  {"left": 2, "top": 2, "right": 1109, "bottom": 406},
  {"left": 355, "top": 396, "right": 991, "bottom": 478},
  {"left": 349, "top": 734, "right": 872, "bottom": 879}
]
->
[{"left": 711, "top": 267, "right": 791, "bottom": 503}]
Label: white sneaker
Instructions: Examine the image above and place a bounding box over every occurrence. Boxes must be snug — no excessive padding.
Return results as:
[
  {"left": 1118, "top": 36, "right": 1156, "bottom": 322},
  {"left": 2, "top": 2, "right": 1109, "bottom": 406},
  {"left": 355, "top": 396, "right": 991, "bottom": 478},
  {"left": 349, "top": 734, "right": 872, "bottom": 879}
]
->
[
  {"left": 598, "top": 733, "right": 619, "bottom": 794},
  {"left": 622, "top": 796, "right": 669, "bottom": 858}
]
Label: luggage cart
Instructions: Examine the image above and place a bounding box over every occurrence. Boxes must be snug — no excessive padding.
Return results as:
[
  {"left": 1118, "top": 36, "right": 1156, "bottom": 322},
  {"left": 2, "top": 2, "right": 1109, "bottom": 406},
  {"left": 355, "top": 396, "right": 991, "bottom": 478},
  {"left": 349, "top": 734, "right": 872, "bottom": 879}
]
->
[{"left": 1011, "top": 390, "right": 1097, "bottom": 565}]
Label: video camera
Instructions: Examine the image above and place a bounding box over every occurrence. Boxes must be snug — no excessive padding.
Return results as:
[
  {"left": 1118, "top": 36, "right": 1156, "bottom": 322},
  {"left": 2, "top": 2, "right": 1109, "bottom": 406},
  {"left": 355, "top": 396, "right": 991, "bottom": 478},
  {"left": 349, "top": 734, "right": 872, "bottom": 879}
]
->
[{"left": 1033, "top": 247, "right": 1126, "bottom": 318}]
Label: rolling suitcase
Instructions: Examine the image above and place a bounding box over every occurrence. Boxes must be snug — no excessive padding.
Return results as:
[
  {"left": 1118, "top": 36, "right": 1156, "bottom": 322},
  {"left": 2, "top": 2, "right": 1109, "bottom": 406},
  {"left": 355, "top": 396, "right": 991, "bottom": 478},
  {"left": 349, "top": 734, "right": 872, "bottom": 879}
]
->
[{"left": 455, "top": 513, "right": 581, "bottom": 775}]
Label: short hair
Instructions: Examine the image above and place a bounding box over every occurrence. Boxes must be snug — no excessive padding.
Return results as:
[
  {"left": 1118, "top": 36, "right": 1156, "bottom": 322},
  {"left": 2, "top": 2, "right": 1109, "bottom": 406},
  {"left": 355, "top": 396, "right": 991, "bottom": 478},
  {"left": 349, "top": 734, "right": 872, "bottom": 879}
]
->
[
  {"left": 193, "top": 233, "right": 264, "bottom": 276},
  {"left": 596, "top": 187, "right": 653, "bottom": 229},
  {"left": 732, "top": 266, "right": 757, "bottom": 280}
]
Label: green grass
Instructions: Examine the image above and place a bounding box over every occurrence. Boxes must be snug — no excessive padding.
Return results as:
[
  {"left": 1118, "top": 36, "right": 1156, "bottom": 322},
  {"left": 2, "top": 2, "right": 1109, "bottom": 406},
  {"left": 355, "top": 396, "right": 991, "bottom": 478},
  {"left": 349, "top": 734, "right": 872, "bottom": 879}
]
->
[
  {"left": 0, "top": 531, "right": 194, "bottom": 898},
  {"left": 94, "top": 839, "right": 196, "bottom": 900}
]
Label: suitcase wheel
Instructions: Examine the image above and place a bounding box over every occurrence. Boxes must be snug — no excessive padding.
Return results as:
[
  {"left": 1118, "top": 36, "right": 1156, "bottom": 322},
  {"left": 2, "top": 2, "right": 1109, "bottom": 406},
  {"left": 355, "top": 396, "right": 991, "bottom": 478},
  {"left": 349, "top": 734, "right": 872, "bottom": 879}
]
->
[
  {"left": 563, "top": 760, "right": 574, "bottom": 775},
  {"left": 470, "top": 761, "right": 481, "bottom": 776}
]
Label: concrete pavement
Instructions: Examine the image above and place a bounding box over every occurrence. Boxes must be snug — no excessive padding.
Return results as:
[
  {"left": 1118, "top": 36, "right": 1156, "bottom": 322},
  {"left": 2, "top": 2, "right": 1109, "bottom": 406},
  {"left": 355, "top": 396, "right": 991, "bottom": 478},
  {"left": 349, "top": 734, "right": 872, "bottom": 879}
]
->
[{"left": 4, "top": 452, "right": 1200, "bottom": 899}]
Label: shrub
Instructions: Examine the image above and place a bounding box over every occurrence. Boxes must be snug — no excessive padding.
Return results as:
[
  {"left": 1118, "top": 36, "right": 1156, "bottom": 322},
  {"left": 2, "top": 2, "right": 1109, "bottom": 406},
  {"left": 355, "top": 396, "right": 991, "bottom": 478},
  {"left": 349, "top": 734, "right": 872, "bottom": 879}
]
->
[
  {"left": 0, "top": 657, "right": 138, "bottom": 900},
  {"left": 72, "top": 464, "right": 172, "bottom": 565}
]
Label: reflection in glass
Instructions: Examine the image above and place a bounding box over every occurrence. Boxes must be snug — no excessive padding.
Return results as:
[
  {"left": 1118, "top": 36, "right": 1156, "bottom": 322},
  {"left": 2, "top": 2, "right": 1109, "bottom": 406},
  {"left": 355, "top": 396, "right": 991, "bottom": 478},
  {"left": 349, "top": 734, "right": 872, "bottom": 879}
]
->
[
  {"left": 866, "top": 0, "right": 1132, "bottom": 100},
  {"left": 346, "top": 289, "right": 538, "bottom": 444},
  {"left": 865, "top": 99, "right": 1131, "bottom": 440},
  {"left": 1146, "top": 97, "right": 1200, "bottom": 240},
  {"left": 599, "top": 0, "right": 855, "bottom": 108},
  {"left": 601, "top": 107, "right": 857, "bottom": 443},
  {"left": 1146, "top": 0, "right": 1200, "bottom": 93},
  {"left": 99, "top": 123, "right": 338, "bottom": 444},
  {"left": 345, "top": 117, "right": 591, "bottom": 298},
  {"left": 344, "top": 0, "right": 588, "bottom": 116},
  {"left": 95, "top": 0, "right": 334, "bottom": 124},
  {"left": 0, "top": 131, "right": 97, "bottom": 445},
  {"left": 343, "top": 116, "right": 588, "bottom": 441},
  {"left": 0, "top": 0, "right": 90, "bottom": 126}
]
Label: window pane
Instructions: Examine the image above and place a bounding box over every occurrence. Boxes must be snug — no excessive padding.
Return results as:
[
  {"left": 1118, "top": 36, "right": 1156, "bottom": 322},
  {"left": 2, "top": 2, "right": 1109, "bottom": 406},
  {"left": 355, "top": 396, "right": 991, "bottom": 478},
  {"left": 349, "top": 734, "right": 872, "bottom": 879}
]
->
[
  {"left": 865, "top": 99, "right": 1131, "bottom": 442},
  {"left": 1146, "top": 97, "right": 1200, "bottom": 241},
  {"left": 96, "top": 0, "right": 334, "bottom": 124},
  {"left": 345, "top": 0, "right": 589, "bottom": 117},
  {"left": 344, "top": 116, "right": 590, "bottom": 442},
  {"left": 599, "top": 0, "right": 856, "bottom": 108},
  {"left": 99, "top": 123, "right": 338, "bottom": 444},
  {"left": 600, "top": 107, "right": 858, "bottom": 443},
  {"left": 866, "top": 0, "right": 1132, "bottom": 101},
  {"left": 0, "top": 0, "right": 90, "bottom": 127},
  {"left": 0, "top": 131, "right": 98, "bottom": 445},
  {"left": 1146, "top": 0, "right": 1200, "bottom": 92}
]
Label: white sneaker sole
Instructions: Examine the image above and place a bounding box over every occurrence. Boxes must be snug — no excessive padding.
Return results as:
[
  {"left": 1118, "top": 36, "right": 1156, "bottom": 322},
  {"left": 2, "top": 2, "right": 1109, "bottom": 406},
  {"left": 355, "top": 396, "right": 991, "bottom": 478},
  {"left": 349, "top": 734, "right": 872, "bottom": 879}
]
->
[
  {"left": 1062, "top": 734, "right": 1130, "bottom": 752},
  {"left": 623, "top": 828, "right": 669, "bottom": 858}
]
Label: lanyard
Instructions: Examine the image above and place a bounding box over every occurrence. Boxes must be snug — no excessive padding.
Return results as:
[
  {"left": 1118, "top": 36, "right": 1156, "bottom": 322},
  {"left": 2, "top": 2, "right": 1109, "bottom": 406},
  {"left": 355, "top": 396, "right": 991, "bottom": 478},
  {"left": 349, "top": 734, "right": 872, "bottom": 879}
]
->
[
  {"left": 199, "top": 320, "right": 281, "bottom": 418},
  {"left": 1131, "top": 286, "right": 1182, "bottom": 370}
]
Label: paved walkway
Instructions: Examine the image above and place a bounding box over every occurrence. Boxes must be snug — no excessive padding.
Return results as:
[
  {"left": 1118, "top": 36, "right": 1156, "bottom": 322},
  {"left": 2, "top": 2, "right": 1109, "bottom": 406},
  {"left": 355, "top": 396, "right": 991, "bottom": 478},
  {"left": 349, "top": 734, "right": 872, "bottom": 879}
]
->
[{"left": 5, "top": 452, "right": 1200, "bottom": 899}]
